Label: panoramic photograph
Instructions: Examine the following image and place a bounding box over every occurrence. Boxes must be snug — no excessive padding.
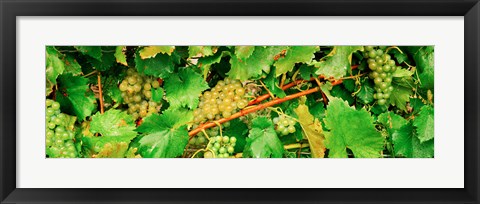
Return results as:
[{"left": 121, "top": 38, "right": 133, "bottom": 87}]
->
[{"left": 45, "top": 45, "right": 434, "bottom": 158}]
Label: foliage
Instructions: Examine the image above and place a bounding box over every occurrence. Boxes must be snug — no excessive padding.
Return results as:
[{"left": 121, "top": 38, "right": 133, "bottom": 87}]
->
[{"left": 45, "top": 45, "right": 434, "bottom": 158}]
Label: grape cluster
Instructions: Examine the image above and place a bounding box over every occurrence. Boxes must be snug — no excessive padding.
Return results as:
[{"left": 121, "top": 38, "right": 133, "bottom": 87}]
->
[
  {"left": 273, "top": 116, "right": 297, "bottom": 136},
  {"left": 194, "top": 78, "right": 249, "bottom": 123},
  {"left": 204, "top": 136, "right": 237, "bottom": 158},
  {"left": 364, "top": 46, "right": 399, "bottom": 106},
  {"left": 45, "top": 99, "right": 77, "bottom": 158},
  {"left": 119, "top": 68, "right": 161, "bottom": 120}
]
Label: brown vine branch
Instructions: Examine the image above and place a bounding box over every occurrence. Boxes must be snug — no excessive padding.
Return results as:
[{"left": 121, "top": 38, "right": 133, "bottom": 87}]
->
[
  {"left": 97, "top": 73, "right": 104, "bottom": 114},
  {"left": 248, "top": 65, "right": 359, "bottom": 106}
]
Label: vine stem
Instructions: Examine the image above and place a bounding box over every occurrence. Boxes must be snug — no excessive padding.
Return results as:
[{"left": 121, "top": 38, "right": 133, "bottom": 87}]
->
[
  {"left": 248, "top": 65, "right": 358, "bottom": 106},
  {"left": 97, "top": 73, "right": 104, "bottom": 114}
]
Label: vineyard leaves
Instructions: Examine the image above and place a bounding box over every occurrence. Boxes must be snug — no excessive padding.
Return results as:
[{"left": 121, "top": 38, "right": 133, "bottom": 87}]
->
[
  {"left": 244, "top": 117, "right": 284, "bottom": 158},
  {"left": 164, "top": 68, "right": 209, "bottom": 109},
  {"left": 313, "top": 46, "right": 363, "bottom": 79},
  {"left": 55, "top": 74, "right": 96, "bottom": 121},
  {"left": 274, "top": 46, "right": 319, "bottom": 76},
  {"left": 74, "top": 46, "right": 102, "bottom": 60},
  {"left": 89, "top": 109, "right": 137, "bottom": 138},
  {"left": 135, "top": 51, "right": 175, "bottom": 78},
  {"left": 293, "top": 103, "right": 326, "bottom": 158},
  {"left": 46, "top": 47, "right": 65, "bottom": 94},
  {"left": 135, "top": 109, "right": 191, "bottom": 158},
  {"left": 234, "top": 46, "right": 255, "bottom": 61},
  {"left": 140, "top": 46, "right": 176, "bottom": 58},
  {"left": 324, "top": 98, "right": 384, "bottom": 158},
  {"left": 413, "top": 105, "right": 434, "bottom": 143},
  {"left": 114, "top": 46, "right": 128, "bottom": 66},
  {"left": 229, "top": 46, "right": 286, "bottom": 80},
  {"left": 414, "top": 46, "right": 434, "bottom": 90}
]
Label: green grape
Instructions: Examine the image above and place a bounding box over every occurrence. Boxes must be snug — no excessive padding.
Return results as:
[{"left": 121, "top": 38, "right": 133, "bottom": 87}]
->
[
  {"left": 51, "top": 102, "right": 60, "bottom": 110},
  {"left": 287, "top": 126, "right": 296, "bottom": 133},
  {"left": 227, "top": 146, "right": 234, "bottom": 153},
  {"left": 230, "top": 137, "right": 237, "bottom": 143},
  {"left": 204, "top": 151, "right": 213, "bottom": 158}
]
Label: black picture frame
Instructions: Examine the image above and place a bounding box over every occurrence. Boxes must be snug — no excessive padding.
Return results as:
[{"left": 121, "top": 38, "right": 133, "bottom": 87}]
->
[{"left": 1, "top": 0, "right": 479, "bottom": 203}]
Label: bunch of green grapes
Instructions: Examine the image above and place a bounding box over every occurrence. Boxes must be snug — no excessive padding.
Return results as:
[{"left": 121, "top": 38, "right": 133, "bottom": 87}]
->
[
  {"left": 193, "top": 78, "right": 249, "bottom": 123},
  {"left": 204, "top": 136, "right": 237, "bottom": 158},
  {"left": 364, "top": 46, "right": 399, "bottom": 106},
  {"left": 273, "top": 115, "right": 296, "bottom": 136},
  {"left": 119, "top": 68, "right": 161, "bottom": 120},
  {"left": 45, "top": 99, "right": 77, "bottom": 158}
]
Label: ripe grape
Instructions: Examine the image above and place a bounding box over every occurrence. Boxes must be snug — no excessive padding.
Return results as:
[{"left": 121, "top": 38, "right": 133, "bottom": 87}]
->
[
  {"left": 194, "top": 78, "right": 248, "bottom": 124},
  {"left": 45, "top": 99, "right": 77, "bottom": 158},
  {"left": 273, "top": 115, "right": 297, "bottom": 136},
  {"left": 119, "top": 68, "right": 161, "bottom": 120},
  {"left": 203, "top": 135, "right": 237, "bottom": 158},
  {"left": 364, "top": 46, "right": 398, "bottom": 106}
]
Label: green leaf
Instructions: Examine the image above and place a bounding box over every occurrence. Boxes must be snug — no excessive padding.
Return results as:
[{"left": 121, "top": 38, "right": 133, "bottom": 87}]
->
[
  {"left": 114, "top": 46, "right": 128, "bottom": 66},
  {"left": 392, "top": 68, "right": 414, "bottom": 78},
  {"left": 331, "top": 85, "right": 354, "bottom": 106},
  {"left": 389, "top": 82, "right": 412, "bottom": 111},
  {"left": 135, "top": 52, "right": 175, "bottom": 78},
  {"left": 356, "top": 78, "right": 375, "bottom": 104},
  {"left": 62, "top": 54, "right": 82, "bottom": 76},
  {"left": 413, "top": 105, "right": 434, "bottom": 143},
  {"left": 263, "top": 66, "right": 286, "bottom": 98},
  {"left": 314, "top": 46, "right": 363, "bottom": 79},
  {"left": 89, "top": 109, "right": 137, "bottom": 138},
  {"left": 139, "top": 46, "right": 176, "bottom": 59},
  {"left": 243, "top": 117, "right": 284, "bottom": 158},
  {"left": 74, "top": 46, "right": 102, "bottom": 60},
  {"left": 228, "top": 46, "right": 287, "bottom": 80},
  {"left": 197, "top": 50, "right": 231, "bottom": 79},
  {"left": 56, "top": 74, "right": 96, "bottom": 121},
  {"left": 164, "top": 68, "right": 209, "bottom": 109},
  {"left": 89, "top": 47, "right": 116, "bottom": 71},
  {"left": 323, "top": 98, "right": 384, "bottom": 158},
  {"left": 414, "top": 47, "right": 434, "bottom": 90},
  {"left": 188, "top": 46, "right": 215, "bottom": 57},
  {"left": 135, "top": 109, "right": 190, "bottom": 158},
  {"left": 223, "top": 119, "right": 248, "bottom": 153},
  {"left": 234, "top": 46, "right": 255, "bottom": 61},
  {"left": 293, "top": 104, "right": 326, "bottom": 158},
  {"left": 82, "top": 135, "right": 137, "bottom": 158},
  {"left": 151, "top": 87, "right": 164, "bottom": 103},
  {"left": 390, "top": 48, "right": 409, "bottom": 64},
  {"left": 46, "top": 46, "right": 65, "bottom": 85},
  {"left": 274, "top": 46, "right": 319, "bottom": 76},
  {"left": 378, "top": 112, "right": 408, "bottom": 130},
  {"left": 299, "top": 64, "right": 317, "bottom": 80}
]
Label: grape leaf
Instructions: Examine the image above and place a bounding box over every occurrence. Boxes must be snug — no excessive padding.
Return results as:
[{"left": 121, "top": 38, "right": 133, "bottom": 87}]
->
[
  {"left": 313, "top": 46, "right": 363, "bottom": 79},
  {"left": 414, "top": 47, "right": 434, "bottom": 90},
  {"left": 228, "top": 46, "right": 287, "bottom": 80},
  {"left": 342, "top": 79, "right": 356, "bottom": 92},
  {"left": 389, "top": 82, "right": 412, "bottom": 111},
  {"left": 392, "top": 68, "right": 414, "bottom": 78},
  {"left": 197, "top": 50, "right": 231, "bottom": 79},
  {"left": 356, "top": 78, "right": 375, "bottom": 104},
  {"left": 151, "top": 87, "right": 164, "bottom": 103},
  {"left": 331, "top": 85, "right": 354, "bottom": 106},
  {"left": 188, "top": 46, "right": 215, "bottom": 57},
  {"left": 234, "top": 46, "right": 255, "bottom": 61},
  {"left": 135, "top": 52, "right": 174, "bottom": 78},
  {"left": 139, "top": 46, "right": 176, "bottom": 59},
  {"left": 263, "top": 66, "right": 286, "bottom": 98},
  {"left": 377, "top": 112, "right": 433, "bottom": 158},
  {"left": 274, "top": 46, "right": 319, "bottom": 76},
  {"left": 164, "top": 68, "right": 209, "bottom": 109},
  {"left": 293, "top": 104, "right": 326, "bottom": 158},
  {"left": 56, "top": 74, "right": 97, "bottom": 121},
  {"left": 62, "top": 54, "right": 82, "bottom": 76},
  {"left": 390, "top": 48, "right": 410, "bottom": 64},
  {"left": 243, "top": 117, "right": 284, "bottom": 158},
  {"left": 82, "top": 135, "right": 137, "bottom": 158},
  {"left": 46, "top": 46, "right": 65, "bottom": 86},
  {"left": 74, "top": 46, "right": 102, "bottom": 60},
  {"left": 89, "top": 47, "right": 116, "bottom": 71},
  {"left": 114, "top": 46, "right": 128, "bottom": 66},
  {"left": 323, "top": 98, "right": 384, "bottom": 158},
  {"left": 413, "top": 105, "right": 434, "bottom": 143},
  {"left": 135, "top": 109, "right": 190, "bottom": 158},
  {"left": 223, "top": 119, "right": 248, "bottom": 153},
  {"left": 89, "top": 109, "right": 137, "bottom": 138},
  {"left": 299, "top": 64, "right": 317, "bottom": 80},
  {"left": 378, "top": 111, "right": 407, "bottom": 130}
]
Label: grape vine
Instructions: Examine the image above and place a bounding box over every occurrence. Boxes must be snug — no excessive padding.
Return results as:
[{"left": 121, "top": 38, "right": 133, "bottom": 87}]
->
[{"left": 45, "top": 45, "right": 435, "bottom": 158}]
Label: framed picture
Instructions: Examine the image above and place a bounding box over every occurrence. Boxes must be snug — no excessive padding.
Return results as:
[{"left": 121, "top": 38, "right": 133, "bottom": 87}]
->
[{"left": 1, "top": 0, "right": 479, "bottom": 203}]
